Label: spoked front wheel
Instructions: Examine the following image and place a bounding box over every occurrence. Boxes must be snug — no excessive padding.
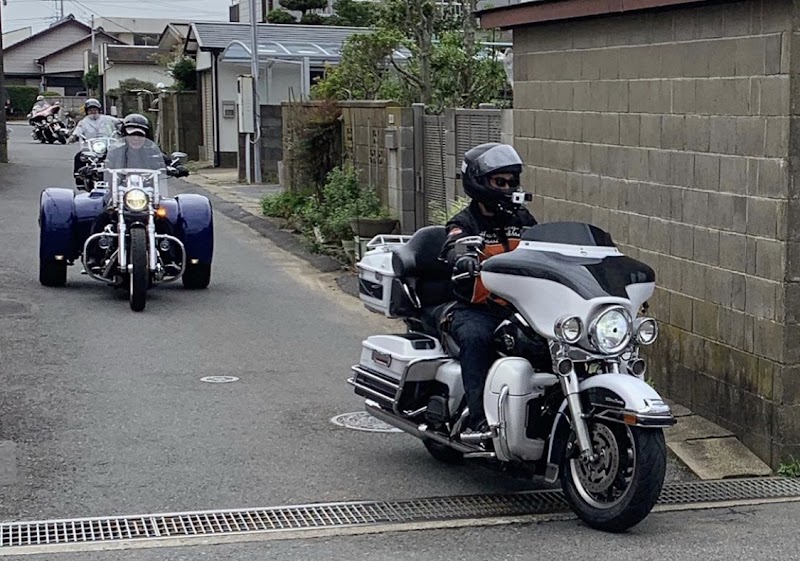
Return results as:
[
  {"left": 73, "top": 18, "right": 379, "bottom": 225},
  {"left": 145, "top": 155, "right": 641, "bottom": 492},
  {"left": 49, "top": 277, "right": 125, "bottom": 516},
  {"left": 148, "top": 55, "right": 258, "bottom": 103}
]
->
[
  {"left": 561, "top": 421, "right": 666, "bottom": 533},
  {"left": 129, "top": 227, "right": 148, "bottom": 312}
]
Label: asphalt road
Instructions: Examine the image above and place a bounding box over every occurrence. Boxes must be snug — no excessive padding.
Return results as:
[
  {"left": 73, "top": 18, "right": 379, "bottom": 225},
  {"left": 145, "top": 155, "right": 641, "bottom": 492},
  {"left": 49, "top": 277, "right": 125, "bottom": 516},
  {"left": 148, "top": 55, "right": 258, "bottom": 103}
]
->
[{"left": 1, "top": 124, "right": 798, "bottom": 560}]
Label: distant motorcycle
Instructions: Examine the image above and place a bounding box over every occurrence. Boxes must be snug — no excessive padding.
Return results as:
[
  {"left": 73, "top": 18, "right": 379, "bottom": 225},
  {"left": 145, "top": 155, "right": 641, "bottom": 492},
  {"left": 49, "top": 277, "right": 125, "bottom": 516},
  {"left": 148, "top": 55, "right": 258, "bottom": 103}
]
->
[
  {"left": 74, "top": 132, "right": 117, "bottom": 192},
  {"left": 27, "top": 103, "right": 68, "bottom": 144}
]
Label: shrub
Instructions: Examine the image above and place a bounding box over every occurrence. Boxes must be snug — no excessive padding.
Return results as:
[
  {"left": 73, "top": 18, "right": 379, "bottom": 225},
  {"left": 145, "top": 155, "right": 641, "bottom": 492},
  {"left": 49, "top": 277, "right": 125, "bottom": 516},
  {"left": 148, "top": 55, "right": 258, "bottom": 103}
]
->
[
  {"left": 6, "top": 86, "right": 38, "bottom": 113},
  {"left": 261, "top": 190, "right": 309, "bottom": 220},
  {"left": 302, "top": 165, "right": 390, "bottom": 242},
  {"left": 428, "top": 196, "right": 471, "bottom": 225}
]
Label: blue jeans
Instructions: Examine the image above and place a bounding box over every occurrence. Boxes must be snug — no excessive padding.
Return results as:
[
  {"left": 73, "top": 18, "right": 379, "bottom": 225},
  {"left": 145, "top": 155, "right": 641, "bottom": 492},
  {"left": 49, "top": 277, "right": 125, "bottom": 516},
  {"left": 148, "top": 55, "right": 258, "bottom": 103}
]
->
[{"left": 449, "top": 306, "right": 504, "bottom": 429}]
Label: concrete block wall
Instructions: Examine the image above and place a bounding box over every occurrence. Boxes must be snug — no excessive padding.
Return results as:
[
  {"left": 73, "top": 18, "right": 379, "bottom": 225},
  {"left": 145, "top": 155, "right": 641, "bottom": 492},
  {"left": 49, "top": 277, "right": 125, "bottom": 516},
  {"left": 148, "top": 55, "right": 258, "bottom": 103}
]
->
[
  {"left": 340, "top": 101, "right": 400, "bottom": 207},
  {"left": 512, "top": 0, "right": 798, "bottom": 466}
]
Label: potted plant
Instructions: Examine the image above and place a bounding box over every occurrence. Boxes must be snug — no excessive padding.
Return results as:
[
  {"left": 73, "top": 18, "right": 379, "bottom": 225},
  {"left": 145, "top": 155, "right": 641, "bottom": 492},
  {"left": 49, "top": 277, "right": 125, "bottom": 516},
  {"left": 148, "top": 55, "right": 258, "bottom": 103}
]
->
[{"left": 349, "top": 212, "right": 399, "bottom": 238}]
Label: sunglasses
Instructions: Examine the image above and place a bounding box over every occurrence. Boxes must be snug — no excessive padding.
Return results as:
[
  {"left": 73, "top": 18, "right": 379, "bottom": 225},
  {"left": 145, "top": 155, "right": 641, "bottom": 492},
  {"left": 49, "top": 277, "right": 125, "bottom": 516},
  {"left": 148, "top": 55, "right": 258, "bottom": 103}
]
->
[{"left": 490, "top": 176, "right": 519, "bottom": 189}]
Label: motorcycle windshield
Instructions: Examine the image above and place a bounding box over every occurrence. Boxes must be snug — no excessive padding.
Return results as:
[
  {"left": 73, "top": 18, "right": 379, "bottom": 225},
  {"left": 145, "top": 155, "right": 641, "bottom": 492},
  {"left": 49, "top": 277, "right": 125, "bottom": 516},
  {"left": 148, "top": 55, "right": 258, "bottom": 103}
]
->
[
  {"left": 104, "top": 138, "right": 169, "bottom": 197},
  {"left": 482, "top": 222, "right": 655, "bottom": 300}
]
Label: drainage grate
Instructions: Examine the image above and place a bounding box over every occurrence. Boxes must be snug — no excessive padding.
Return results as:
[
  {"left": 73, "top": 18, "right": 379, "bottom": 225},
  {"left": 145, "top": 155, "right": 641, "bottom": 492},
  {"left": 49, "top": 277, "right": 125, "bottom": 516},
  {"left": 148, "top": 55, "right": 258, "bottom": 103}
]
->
[{"left": 2, "top": 478, "right": 800, "bottom": 549}]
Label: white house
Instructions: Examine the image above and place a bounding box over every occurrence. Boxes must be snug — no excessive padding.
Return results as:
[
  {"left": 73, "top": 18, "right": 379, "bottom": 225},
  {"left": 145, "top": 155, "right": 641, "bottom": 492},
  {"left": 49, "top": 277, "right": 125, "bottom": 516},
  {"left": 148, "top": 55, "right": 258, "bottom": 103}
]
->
[
  {"left": 98, "top": 44, "right": 174, "bottom": 108},
  {"left": 184, "top": 21, "right": 393, "bottom": 167},
  {"left": 93, "top": 17, "right": 190, "bottom": 46}
]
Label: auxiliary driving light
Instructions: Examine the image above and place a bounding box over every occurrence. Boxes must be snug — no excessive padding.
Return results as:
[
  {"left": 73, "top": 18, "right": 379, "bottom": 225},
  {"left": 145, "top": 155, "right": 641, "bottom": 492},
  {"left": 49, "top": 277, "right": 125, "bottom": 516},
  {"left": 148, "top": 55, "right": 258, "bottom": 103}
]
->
[
  {"left": 634, "top": 317, "right": 658, "bottom": 345},
  {"left": 554, "top": 316, "right": 582, "bottom": 344},
  {"left": 159, "top": 239, "right": 171, "bottom": 252}
]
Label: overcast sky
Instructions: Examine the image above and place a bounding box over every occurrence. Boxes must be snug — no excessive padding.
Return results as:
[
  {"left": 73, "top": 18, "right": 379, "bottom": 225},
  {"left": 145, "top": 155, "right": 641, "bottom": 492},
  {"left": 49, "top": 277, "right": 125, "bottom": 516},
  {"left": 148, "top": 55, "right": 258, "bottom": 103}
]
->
[{"left": 2, "top": 0, "right": 228, "bottom": 34}]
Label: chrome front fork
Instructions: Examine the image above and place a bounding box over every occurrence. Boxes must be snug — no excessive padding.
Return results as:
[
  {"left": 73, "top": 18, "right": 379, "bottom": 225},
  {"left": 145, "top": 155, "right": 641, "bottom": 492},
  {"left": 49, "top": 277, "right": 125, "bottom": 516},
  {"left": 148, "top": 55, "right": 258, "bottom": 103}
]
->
[{"left": 559, "top": 370, "right": 596, "bottom": 462}]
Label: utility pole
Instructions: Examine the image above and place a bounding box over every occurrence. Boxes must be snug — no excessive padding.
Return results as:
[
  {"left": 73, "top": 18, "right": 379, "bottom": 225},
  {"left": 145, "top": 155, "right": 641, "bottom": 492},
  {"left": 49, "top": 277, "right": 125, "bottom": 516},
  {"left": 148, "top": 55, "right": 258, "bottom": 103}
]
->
[
  {"left": 0, "top": 0, "right": 8, "bottom": 164},
  {"left": 249, "top": 0, "right": 261, "bottom": 183}
]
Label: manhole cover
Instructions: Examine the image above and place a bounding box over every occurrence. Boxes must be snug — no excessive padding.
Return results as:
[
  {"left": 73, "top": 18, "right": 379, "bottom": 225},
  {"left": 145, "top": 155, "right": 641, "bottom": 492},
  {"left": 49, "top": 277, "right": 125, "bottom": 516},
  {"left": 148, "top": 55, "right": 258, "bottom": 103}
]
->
[
  {"left": 200, "top": 376, "right": 240, "bottom": 383},
  {"left": 0, "top": 300, "right": 28, "bottom": 316},
  {"left": 331, "top": 411, "right": 402, "bottom": 433}
]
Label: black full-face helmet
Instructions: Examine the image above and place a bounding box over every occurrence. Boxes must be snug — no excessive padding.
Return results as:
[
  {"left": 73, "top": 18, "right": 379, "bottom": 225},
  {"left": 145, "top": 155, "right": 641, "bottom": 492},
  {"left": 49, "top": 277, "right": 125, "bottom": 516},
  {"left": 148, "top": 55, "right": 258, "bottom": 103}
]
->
[
  {"left": 461, "top": 142, "right": 524, "bottom": 214},
  {"left": 84, "top": 98, "right": 102, "bottom": 112},
  {"left": 122, "top": 113, "right": 149, "bottom": 137}
]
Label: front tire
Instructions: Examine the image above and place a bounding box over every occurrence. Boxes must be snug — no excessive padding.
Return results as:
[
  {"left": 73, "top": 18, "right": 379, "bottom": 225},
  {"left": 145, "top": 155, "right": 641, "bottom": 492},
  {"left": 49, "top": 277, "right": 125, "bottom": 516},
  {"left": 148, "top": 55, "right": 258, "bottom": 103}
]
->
[
  {"left": 39, "top": 259, "right": 66, "bottom": 287},
  {"left": 129, "top": 227, "right": 148, "bottom": 311},
  {"left": 561, "top": 422, "right": 666, "bottom": 533},
  {"left": 182, "top": 262, "right": 211, "bottom": 289}
]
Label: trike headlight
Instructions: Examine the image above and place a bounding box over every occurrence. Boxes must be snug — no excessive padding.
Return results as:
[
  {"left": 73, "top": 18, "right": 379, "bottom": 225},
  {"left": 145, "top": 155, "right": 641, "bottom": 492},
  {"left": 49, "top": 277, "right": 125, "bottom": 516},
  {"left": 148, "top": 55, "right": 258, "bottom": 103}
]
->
[
  {"left": 91, "top": 141, "right": 106, "bottom": 153},
  {"left": 588, "top": 306, "right": 632, "bottom": 355},
  {"left": 124, "top": 189, "right": 149, "bottom": 212}
]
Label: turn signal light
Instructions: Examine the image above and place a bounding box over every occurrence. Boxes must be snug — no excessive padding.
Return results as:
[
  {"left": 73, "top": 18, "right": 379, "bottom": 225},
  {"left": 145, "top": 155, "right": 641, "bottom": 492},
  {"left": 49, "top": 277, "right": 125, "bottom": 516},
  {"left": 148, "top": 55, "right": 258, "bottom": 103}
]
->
[{"left": 155, "top": 208, "right": 168, "bottom": 218}]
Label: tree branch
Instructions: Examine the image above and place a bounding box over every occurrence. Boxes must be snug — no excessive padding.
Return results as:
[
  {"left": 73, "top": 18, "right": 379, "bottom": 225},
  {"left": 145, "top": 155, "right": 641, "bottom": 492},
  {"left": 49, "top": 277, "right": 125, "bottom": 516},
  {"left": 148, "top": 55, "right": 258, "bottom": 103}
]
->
[{"left": 389, "top": 56, "right": 423, "bottom": 88}]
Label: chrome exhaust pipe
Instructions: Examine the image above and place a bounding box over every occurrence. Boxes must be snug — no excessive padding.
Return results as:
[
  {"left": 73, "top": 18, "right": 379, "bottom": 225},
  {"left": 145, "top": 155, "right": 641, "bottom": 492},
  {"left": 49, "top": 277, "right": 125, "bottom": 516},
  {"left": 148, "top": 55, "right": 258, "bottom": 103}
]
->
[{"left": 365, "top": 401, "right": 490, "bottom": 457}]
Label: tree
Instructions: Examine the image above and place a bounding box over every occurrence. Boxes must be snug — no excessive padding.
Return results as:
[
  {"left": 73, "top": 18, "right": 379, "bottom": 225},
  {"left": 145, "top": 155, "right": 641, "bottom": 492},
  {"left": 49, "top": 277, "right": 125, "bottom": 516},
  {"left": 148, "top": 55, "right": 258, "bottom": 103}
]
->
[
  {"left": 278, "top": 0, "right": 327, "bottom": 18},
  {"left": 300, "top": 12, "right": 325, "bottom": 24},
  {"left": 311, "top": 29, "right": 402, "bottom": 101},
  {"left": 312, "top": 0, "right": 509, "bottom": 109},
  {"left": 332, "top": 0, "right": 378, "bottom": 27},
  {"left": 106, "top": 78, "right": 159, "bottom": 99},
  {"left": 170, "top": 57, "right": 196, "bottom": 91},
  {"left": 266, "top": 8, "right": 297, "bottom": 23},
  {"left": 82, "top": 65, "right": 100, "bottom": 93}
]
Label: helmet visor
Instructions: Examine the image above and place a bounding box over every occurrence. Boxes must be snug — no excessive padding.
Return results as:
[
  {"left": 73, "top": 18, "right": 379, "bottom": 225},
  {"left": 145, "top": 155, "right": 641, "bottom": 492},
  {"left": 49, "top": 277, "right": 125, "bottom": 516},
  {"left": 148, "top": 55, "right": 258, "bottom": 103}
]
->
[{"left": 471, "top": 144, "right": 523, "bottom": 177}]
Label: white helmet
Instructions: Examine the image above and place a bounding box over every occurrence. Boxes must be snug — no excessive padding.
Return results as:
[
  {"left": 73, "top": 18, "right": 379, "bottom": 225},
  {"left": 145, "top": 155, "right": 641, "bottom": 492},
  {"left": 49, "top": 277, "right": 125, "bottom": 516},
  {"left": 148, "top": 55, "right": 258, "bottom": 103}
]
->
[{"left": 36, "top": 95, "right": 44, "bottom": 101}]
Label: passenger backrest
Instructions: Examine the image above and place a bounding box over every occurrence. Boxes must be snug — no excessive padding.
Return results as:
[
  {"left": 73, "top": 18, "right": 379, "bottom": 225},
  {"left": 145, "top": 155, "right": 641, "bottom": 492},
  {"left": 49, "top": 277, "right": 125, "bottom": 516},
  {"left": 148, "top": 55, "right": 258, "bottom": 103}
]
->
[
  {"left": 388, "top": 226, "right": 455, "bottom": 311},
  {"left": 391, "top": 226, "right": 451, "bottom": 280}
]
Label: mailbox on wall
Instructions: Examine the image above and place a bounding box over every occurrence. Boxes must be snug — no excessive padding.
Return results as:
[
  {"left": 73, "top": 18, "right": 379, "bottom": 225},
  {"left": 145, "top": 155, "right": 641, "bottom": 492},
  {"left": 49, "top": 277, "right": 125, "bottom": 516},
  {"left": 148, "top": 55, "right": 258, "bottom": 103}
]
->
[{"left": 237, "top": 75, "right": 254, "bottom": 134}]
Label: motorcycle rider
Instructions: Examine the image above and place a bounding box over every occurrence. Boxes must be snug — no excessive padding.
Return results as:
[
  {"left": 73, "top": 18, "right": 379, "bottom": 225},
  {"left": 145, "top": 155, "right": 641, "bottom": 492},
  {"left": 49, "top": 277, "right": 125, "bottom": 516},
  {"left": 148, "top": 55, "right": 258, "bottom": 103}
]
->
[
  {"left": 84, "top": 113, "right": 185, "bottom": 271},
  {"left": 439, "top": 142, "right": 537, "bottom": 437},
  {"left": 30, "top": 95, "right": 50, "bottom": 114},
  {"left": 69, "top": 98, "right": 120, "bottom": 185}
]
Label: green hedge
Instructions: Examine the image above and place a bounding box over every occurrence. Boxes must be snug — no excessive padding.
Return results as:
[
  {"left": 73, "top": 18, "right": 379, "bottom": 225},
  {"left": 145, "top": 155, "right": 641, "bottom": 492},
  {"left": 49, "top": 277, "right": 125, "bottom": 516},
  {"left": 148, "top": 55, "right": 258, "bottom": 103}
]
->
[{"left": 6, "top": 86, "right": 38, "bottom": 114}]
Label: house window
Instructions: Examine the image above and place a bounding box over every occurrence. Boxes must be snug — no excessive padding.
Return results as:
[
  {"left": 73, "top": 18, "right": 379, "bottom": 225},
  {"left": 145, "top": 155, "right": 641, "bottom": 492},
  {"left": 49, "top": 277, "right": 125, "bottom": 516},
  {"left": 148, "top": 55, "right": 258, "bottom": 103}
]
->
[{"left": 133, "top": 33, "right": 160, "bottom": 46}]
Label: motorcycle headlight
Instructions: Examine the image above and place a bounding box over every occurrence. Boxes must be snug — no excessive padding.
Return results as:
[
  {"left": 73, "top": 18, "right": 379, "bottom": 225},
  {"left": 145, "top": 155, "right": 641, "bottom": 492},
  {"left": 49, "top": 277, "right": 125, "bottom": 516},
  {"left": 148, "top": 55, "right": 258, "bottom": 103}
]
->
[
  {"left": 124, "top": 189, "right": 149, "bottom": 212},
  {"left": 92, "top": 141, "right": 106, "bottom": 153},
  {"left": 46, "top": 115, "right": 54, "bottom": 122},
  {"left": 588, "top": 306, "right": 632, "bottom": 355},
  {"left": 634, "top": 317, "right": 658, "bottom": 345},
  {"left": 554, "top": 316, "right": 582, "bottom": 344}
]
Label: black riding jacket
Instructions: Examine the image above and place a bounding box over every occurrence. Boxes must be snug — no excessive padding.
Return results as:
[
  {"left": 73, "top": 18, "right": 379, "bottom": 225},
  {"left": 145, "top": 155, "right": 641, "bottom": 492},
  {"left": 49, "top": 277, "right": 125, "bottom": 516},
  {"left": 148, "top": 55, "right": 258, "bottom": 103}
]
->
[{"left": 439, "top": 201, "right": 537, "bottom": 305}]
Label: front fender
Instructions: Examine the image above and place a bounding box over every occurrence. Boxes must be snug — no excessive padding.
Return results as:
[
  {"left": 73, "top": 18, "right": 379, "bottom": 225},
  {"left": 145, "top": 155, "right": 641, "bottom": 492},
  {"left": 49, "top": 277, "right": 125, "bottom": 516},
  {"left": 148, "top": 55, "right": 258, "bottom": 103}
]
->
[
  {"left": 543, "top": 374, "right": 675, "bottom": 483},
  {"left": 39, "top": 188, "right": 76, "bottom": 261}
]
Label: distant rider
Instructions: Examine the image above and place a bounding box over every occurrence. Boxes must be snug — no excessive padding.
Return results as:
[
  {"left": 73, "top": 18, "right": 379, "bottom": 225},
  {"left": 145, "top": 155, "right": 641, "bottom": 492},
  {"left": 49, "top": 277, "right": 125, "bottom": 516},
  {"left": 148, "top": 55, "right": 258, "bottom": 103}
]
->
[
  {"left": 69, "top": 98, "right": 121, "bottom": 186},
  {"left": 30, "top": 95, "right": 50, "bottom": 114}
]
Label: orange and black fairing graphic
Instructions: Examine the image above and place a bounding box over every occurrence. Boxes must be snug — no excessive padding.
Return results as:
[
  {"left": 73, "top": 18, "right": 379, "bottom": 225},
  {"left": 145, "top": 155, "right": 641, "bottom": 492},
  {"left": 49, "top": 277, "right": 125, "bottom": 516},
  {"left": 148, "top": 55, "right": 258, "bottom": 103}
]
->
[{"left": 471, "top": 225, "right": 525, "bottom": 305}]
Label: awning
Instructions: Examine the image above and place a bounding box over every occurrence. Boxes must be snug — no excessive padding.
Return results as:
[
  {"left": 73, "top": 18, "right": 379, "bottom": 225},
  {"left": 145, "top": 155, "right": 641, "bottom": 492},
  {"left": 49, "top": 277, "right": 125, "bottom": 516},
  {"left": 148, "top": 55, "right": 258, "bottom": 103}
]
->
[{"left": 220, "top": 40, "right": 412, "bottom": 65}]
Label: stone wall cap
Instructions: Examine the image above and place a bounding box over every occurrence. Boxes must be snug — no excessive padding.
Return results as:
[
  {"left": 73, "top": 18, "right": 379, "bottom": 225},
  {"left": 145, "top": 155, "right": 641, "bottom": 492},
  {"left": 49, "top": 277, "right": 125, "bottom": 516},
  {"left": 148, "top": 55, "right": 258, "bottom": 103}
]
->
[{"left": 478, "top": 0, "right": 714, "bottom": 30}]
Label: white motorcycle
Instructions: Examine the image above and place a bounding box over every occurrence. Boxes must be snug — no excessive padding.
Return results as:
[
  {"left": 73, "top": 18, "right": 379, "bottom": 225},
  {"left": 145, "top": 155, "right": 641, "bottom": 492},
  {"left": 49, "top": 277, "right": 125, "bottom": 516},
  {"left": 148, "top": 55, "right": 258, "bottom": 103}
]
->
[{"left": 351, "top": 218, "right": 676, "bottom": 532}]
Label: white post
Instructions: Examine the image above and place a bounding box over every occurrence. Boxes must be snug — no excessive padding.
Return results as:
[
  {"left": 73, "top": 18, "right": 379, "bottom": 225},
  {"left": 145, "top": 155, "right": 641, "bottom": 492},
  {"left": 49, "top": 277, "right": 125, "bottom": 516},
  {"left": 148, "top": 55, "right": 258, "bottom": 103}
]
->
[
  {"left": 249, "top": 0, "right": 262, "bottom": 183},
  {"left": 91, "top": 15, "right": 95, "bottom": 52},
  {"left": 245, "top": 132, "right": 251, "bottom": 184}
]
